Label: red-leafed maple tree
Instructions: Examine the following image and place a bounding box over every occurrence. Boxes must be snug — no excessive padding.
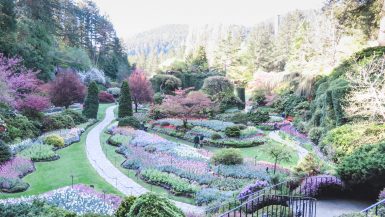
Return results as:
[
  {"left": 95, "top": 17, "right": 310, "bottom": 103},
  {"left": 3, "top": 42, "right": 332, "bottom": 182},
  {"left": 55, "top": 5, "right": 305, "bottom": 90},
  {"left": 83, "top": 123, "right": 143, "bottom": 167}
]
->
[{"left": 128, "top": 69, "right": 153, "bottom": 112}]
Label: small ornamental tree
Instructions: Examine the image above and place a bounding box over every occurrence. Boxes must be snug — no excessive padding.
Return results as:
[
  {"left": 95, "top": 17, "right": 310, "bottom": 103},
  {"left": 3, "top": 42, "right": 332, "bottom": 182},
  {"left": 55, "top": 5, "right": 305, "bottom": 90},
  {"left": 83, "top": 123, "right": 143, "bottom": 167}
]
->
[
  {"left": 0, "top": 140, "right": 11, "bottom": 164},
  {"left": 118, "top": 81, "right": 133, "bottom": 118},
  {"left": 128, "top": 193, "right": 184, "bottom": 217},
  {"left": 268, "top": 144, "right": 292, "bottom": 174},
  {"left": 129, "top": 69, "right": 153, "bottom": 112},
  {"left": 157, "top": 88, "right": 213, "bottom": 127},
  {"left": 49, "top": 69, "right": 86, "bottom": 108},
  {"left": 82, "top": 81, "right": 99, "bottom": 119}
]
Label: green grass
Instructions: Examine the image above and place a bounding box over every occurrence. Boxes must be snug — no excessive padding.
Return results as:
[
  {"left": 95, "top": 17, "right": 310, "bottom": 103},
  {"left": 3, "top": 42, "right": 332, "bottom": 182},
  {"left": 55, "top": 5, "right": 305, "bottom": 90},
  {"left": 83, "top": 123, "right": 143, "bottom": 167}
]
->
[
  {"left": 153, "top": 131, "right": 299, "bottom": 168},
  {"left": 1, "top": 104, "right": 121, "bottom": 199},
  {"left": 101, "top": 124, "right": 195, "bottom": 204}
]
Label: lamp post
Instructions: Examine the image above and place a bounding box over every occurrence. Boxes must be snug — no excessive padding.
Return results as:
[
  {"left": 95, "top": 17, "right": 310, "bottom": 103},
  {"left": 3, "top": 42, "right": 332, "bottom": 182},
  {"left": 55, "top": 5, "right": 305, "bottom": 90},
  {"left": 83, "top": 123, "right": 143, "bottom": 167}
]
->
[{"left": 70, "top": 174, "right": 74, "bottom": 188}]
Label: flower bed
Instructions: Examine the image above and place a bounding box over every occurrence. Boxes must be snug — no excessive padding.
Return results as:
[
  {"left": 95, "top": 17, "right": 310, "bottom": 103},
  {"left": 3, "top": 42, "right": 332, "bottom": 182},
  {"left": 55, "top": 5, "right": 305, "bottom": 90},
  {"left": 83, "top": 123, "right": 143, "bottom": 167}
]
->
[
  {"left": 280, "top": 125, "right": 308, "bottom": 140},
  {"left": 141, "top": 169, "right": 199, "bottom": 196},
  {"left": 112, "top": 128, "right": 273, "bottom": 205},
  {"left": 18, "top": 144, "right": 58, "bottom": 162},
  {"left": 0, "top": 184, "right": 121, "bottom": 215},
  {"left": 207, "top": 137, "right": 266, "bottom": 148},
  {"left": 42, "top": 127, "right": 84, "bottom": 146}
]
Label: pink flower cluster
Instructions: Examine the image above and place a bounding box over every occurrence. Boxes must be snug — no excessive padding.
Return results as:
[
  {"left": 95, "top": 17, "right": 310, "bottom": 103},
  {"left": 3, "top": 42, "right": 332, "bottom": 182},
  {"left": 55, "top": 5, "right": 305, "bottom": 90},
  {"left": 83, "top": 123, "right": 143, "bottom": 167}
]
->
[{"left": 0, "top": 157, "right": 34, "bottom": 179}]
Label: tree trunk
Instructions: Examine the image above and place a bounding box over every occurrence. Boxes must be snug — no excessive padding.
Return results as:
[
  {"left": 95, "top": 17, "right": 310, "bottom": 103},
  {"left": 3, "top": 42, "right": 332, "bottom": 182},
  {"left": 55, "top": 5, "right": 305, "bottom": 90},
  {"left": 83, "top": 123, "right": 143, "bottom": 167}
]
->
[
  {"left": 378, "top": 0, "right": 385, "bottom": 46},
  {"left": 274, "top": 159, "right": 277, "bottom": 174},
  {"left": 134, "top": 101, "right": 138, "bottom": 113}
]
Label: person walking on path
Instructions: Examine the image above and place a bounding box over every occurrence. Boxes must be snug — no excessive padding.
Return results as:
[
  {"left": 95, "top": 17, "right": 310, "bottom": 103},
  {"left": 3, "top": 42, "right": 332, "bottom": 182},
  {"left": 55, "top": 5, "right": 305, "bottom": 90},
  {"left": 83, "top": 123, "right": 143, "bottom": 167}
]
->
[
  {"left": 199, "top": 134, "right": 204, "bottom": 148},
  {"left": 194, "top": 135, "right": 199, "bottom": 148}
]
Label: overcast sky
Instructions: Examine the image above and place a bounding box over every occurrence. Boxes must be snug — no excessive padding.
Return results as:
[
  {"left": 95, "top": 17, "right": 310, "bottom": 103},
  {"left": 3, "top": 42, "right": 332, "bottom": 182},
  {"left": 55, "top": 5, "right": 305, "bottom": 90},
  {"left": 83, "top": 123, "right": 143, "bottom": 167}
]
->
[{"left": 92, "top": 0, "right": 326, "bottom": 37}]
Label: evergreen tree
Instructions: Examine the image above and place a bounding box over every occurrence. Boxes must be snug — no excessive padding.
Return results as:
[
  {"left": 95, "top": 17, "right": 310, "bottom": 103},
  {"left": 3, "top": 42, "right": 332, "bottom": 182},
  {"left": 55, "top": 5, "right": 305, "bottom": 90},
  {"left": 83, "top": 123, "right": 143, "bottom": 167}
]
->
[
  {"left": 0, "top": 0, "right": 17, "bottom": 55},
  {"left": 0, "top": 140, "right": 11, "bottom": 164},
  {"left": 82, "top": 81, "right": 99, "bottom": 119},
  {"left": 118, "top": 81, "right": 133, "bottom": 118}
]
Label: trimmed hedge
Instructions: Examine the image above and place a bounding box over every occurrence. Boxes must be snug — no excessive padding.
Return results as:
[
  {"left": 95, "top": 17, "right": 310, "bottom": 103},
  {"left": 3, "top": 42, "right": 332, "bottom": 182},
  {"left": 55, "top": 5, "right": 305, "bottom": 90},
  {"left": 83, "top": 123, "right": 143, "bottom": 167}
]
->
[{"left": 118, "top": 116, "right": 140, "bottom": 128}]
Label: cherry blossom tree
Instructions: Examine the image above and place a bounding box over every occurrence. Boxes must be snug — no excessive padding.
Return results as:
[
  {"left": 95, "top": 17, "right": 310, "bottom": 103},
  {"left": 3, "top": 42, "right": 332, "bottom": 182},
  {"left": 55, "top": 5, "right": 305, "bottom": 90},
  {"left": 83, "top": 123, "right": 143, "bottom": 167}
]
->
[
  {"left": 128, "top": 69, "right": 153, "bottom": 112},
  {"left": 0, "top": 53, "right": 50, "bottom": 114},
  {"left": 49, "top": 69, "right": 86, "bottom": 108}
]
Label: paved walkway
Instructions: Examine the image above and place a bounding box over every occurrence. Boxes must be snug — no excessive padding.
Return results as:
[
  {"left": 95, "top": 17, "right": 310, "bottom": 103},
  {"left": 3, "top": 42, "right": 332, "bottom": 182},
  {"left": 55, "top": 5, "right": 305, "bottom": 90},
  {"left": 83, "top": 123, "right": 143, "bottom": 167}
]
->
[
  {"left": 316, "top": 199, "right": 370, "bottom": 217},
  {"left": 85, "top": 105, "right": 204, "bottom": 215},
  {"left": 268, "top": 131, "right": 309, "bottom": 160}
]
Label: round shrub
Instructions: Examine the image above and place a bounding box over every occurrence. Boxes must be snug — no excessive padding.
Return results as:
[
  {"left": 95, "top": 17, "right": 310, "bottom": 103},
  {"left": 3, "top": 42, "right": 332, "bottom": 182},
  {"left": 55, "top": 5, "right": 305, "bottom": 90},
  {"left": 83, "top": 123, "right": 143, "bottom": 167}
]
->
[
  {"left": 338, "top": 142, "right": 385, "bottom": 197},
  {"left": 201, "top": 76, "right": 234, "bottom": 96},
  {"left": 0, "top": 177, "right": 30, "bottom": 193},
  {"left": 62, "top": 110, "right": 87, "bottom": 125},
  {"left": 230, "top": 112, "right": 249, "bottom": 124},
  {"left": 219, "top": 95, "right": 244, "bottom": 112},
  {"left": 118, "top": 117, "right": 140, "bottom": 128},
  {"left": 308, "top": 127, "right": 323, "bottom": 144},
  {"left": 154, "top": 92, "right": 164, "bottom": 104},
  {"left": 44, "top": 135, "right": 65, "bottom": 148},
  {"left": 211, "top": 133, "right": 222, "bottom": 140},
  {"left": 0, "top": 140, "right": 11, "bottom": 164},
  {"left": 128, "top": 193, "right": 184, "bottom": 217},
  {"left": 248, "top": 110, "right": 269, "bottom": 125},
  {"left": 211, "top": 148, "right": 243, "bottom": 165},
  {"left": 225, "top": 126, "right": 241, "bottom": 138},
  {"left": 98, "top": 91, "right": 115, "bottom": 103},
  {"left": 150, "top": 74, "right": 182, "bottom": 94},
  {"left": 115, "top": 196, "right": 136, "bottom": 217}
]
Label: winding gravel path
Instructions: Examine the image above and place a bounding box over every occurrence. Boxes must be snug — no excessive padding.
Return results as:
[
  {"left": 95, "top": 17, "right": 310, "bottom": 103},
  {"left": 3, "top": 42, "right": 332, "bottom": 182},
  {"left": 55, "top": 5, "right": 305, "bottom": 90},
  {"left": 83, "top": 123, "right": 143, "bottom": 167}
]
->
[
  {"left": 268, "top": 131, "right": 309, "bottom": 160},
  {"left": 85, "top": 105, "right": 204, "bottom": 215}
]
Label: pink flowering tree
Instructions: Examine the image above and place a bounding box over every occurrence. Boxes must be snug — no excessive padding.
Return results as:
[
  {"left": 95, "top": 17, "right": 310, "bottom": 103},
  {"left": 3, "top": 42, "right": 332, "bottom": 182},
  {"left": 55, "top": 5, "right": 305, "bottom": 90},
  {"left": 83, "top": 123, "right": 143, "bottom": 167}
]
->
[
  {"left": 158, "top": 88, "right": 213, "bottom": 127},
  {"left": 128, "top": 69, "right": 154, "bottom": 112},
  {"left": 0, "top": 53, "right": 50, "bottom": 115}
]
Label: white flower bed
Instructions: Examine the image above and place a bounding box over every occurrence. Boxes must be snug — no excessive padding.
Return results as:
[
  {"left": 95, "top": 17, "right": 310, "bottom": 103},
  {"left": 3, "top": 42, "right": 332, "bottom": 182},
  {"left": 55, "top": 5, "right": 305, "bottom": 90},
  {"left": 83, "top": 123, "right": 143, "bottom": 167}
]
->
[{"left": 0, "top": 185, "right": 121, "bottom": 215}]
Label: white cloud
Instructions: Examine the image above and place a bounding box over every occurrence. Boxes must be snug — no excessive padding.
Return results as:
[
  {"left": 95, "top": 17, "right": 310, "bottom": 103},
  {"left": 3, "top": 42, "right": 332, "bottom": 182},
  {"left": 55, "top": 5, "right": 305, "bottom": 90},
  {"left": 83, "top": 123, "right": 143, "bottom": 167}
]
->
[{"left": 92, "top": 0, "right": 325, "bottom": 37}]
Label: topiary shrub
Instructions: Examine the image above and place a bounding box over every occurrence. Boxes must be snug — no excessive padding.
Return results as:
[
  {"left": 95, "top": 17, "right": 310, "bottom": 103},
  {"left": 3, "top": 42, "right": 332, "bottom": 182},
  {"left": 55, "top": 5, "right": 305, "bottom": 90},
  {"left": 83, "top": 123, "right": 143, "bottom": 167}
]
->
[
  {"left": 219, "top": 94, "right": 244, "bottom": 112},
  {"left": 150, "top": 74, "right": 182, "bottom": 94},
  {"left": 230, "top": 112, "right": 249, "bottom": 124},
  {"left": 225, "top": 126, "right": 241, "bottom": 138},
  {"left": 98, "top": 91, "right": 115, "bottom": 103},
  {"left": 118, "top": 117, "right": 140, "bottom": 128},
  {"left": 83, "top": 81, "right": 99, "bottom": 119},
  {"left": 338, "top": 142, "right": 385, "bottom": 198},
  {"left": 211, "top": 148, "right": 243, "bottom": 165},
  {"left": 128, "top": 193, "right": 185, "bottom": 217},
  {"left": 115, "top": 196, "right": 136, "bottom": 217},
  {"left": 118, "top": 81, "right": 133, "bottom": 118},
  {"left": 201, "top": 76, "right": 234, "bottom": 96},
  {"left": 0, "top": 140, "right": 11, "bottom": 164},
  {"left": 62, "top": 109, "right": 87, "bottom": 125},
  {"left": 211, "top": 133, "right": 222, "bottom": 140},
  {"left": 43, "top": 135, "right": 65, "bottom": 148},
  {"left": 248, "top": 110, "right": 270, "bottom": 125}
]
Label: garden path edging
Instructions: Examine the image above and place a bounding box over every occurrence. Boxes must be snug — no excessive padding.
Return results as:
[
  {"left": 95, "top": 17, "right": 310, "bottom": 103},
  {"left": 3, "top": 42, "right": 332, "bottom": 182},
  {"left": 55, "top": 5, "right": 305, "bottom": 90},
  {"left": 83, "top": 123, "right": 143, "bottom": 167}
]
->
[{"left": 85, "top": 105, "right": 204, "bottom": 215}]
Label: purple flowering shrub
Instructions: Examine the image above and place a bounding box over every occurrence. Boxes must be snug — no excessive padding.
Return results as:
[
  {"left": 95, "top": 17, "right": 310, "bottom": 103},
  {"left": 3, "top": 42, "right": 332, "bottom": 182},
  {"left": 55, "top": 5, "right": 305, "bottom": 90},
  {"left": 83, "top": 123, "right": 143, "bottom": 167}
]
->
[
  {"left": 0, "top": 157, "right": 34, "bottom": 192},
  {"left": 238, "top": 180, "right": 269, "bottom": 201},
  {"left": 296, "top": 175, "right": 344, "bottom": 197}
]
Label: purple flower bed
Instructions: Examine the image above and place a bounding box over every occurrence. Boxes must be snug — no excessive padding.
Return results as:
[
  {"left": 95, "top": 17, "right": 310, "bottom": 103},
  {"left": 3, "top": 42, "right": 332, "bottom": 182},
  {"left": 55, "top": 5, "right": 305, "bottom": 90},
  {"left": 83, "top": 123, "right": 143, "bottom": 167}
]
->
[
  {"left": 238, "top": 180, "right": 269, "bottom": 200},
  {"left": 0, "top": 157, "right": 34, "bottom": 179},
  {"left": 297, "top": 175, "right": 344, "bottom": 197},
  {"left": 280, "top": 124, "right": 308, "bottom": 140}
]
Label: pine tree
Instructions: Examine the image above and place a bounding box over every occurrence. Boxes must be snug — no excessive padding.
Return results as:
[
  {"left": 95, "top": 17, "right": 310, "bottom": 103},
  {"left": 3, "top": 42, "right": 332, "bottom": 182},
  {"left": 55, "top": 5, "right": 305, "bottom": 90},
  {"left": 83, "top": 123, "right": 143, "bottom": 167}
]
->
[
  {"left": 83, "top": 81, "right": 99, "bottom": 119},
  {"left": 118, "top": 81, "right": 133, "bottom": 118},
  {"left": 0, "top": 140, "right": 11, "bottom": 164}
]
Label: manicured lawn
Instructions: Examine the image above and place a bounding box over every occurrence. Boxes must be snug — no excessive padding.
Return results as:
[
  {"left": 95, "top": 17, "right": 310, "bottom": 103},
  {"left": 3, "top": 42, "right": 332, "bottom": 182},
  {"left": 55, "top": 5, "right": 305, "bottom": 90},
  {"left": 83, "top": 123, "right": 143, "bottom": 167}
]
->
[
  {"left": 1, "top": 104, "right": 121, "bottom": 199},
  {"left": 101, "top": 123, "right": 195, "bottom": 204}
]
